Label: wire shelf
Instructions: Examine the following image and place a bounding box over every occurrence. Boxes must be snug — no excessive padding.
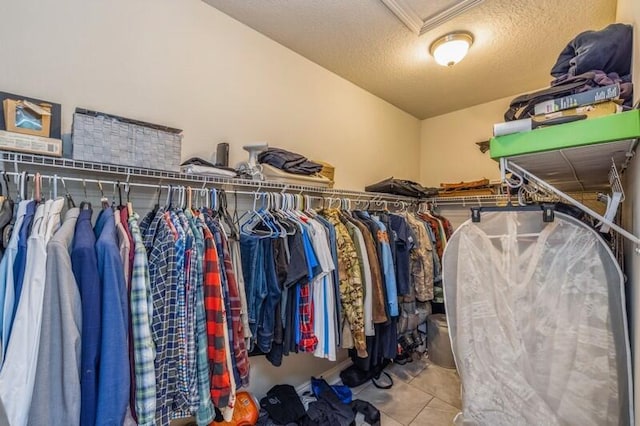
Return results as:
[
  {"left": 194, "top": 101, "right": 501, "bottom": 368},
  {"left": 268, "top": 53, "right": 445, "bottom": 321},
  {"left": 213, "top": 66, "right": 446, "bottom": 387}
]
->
[{"left": 0, "top": 151, "right": 419, "bottom": 202}]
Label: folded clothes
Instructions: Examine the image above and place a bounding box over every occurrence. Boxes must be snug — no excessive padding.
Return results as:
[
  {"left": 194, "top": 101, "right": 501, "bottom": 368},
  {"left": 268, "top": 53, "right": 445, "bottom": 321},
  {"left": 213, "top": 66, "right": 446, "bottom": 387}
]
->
[
  {"left": 261, "top": 164, "right": 332, "bottom": 188},
  {"left": 180, "top": 164, "right": 238, "bottom": 178},
  {"left": 180, "top": 157, "right": 238, "bottom": 178},
  {"left": 258, "top": 148, "right": 323, "bottom": 175}
]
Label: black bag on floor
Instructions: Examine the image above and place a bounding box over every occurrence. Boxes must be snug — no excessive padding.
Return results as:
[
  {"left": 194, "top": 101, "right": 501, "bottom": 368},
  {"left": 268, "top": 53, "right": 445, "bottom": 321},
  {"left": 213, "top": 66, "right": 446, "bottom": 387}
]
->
[{"left": 339, "top": 359, "right": 393, "bottom": 390}]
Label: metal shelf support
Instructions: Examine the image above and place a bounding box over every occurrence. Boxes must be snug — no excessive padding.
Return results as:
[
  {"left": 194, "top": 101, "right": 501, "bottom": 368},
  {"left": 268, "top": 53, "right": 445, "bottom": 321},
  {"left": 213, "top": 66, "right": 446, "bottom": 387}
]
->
[{"left": 502, "top": 159, "right": 640, "bottom": 246}]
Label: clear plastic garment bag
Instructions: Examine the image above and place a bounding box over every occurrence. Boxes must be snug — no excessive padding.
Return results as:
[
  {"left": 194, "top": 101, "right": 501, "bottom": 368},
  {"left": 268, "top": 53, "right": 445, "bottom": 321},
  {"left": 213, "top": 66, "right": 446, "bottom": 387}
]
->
[{"left": 442, "top": 211, "right": 633, "bottom": 426}]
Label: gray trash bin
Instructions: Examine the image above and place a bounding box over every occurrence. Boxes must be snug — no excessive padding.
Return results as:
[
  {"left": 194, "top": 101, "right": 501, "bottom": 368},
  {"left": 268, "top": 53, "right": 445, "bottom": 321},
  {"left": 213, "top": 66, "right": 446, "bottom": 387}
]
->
[{"left": 427, "top": 314, "right": 456, "bottom": 369}]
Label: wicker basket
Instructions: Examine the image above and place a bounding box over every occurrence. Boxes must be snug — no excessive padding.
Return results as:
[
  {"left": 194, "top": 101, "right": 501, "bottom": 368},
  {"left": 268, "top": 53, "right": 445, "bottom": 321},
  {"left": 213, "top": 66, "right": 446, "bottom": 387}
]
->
[
  {"left": 72, "top": 109, "right": 182, "bottom": 171},
  {"left": 313, "top": 160, "right": 335, "bottom": 187}
]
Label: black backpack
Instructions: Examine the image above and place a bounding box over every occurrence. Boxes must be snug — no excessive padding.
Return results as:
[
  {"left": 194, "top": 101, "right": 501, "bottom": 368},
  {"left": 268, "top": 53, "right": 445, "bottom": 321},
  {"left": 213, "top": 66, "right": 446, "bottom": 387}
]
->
[{"left": 339, "top": 359, "right": 393, "bottom": 390}]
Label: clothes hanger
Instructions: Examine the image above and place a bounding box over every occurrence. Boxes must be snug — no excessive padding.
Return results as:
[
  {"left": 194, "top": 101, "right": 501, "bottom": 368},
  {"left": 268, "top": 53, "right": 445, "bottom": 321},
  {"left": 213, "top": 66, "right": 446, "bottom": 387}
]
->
[
  {"left": 50, "top": 176, "right": 55, "bottom": 200},
  {"left": 19, "top": 171, "right": 29, "bottom": 202},
  {"left": 261, "top": 192, "right": 282, "bottom": 236},
  {"left": 126, "top": 182, "right": 134, "bottom": 217},
  {"left": 275, "top": 194, "right": 296, "bottom": 236},
  {"left": 186, "top": 186, "right": 193, "bottom": 211},
  {"left": 60, "top": 178, "right": 76, "bottom": 209},
  {"left": 34, "top": 173, "right": 41, "bottom": 202},
  {"left": 116, "top": 180, "right": 123, "bottom": 209},
  {"left": 110, "top": 181, "right": 117, "bottom": 209},
  {"left": 240, "top": 191, "right": 275, "bottom": 237},
  {"left": 177, "top": 186, "right": 184, "bottom": 210},
  {"left": 97, "top": 181, "right": 109, "bottom": 209},
  {"left": 77, "top": 179, "right": 89, "bottom": 210},
  {"left": 471, "top": 203, "right": 555, "bottom": 224},
  {"left": 0, "top": 170, "right": 5, "bottom": 205},
  {"left": 210, "top": 188, "right": 219, "bottom": 218},
  {"left": 2, "top": 172, "right": 11, "bottom": 203},
  {"left": 165, "top": 184, "right": 173, "bottom": 210}
]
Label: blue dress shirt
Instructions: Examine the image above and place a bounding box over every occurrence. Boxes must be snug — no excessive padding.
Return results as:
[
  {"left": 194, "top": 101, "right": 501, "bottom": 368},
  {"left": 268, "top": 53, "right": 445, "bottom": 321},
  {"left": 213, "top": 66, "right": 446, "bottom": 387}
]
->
[
  {"left": 6, "top": 200, "right": 36, "bottom": 344},
  {"left": 72, "top": 208, "right": 102, "bottom": 426},
  {"left": 94, "top": 208, "right": 130, "bottom": 425}
]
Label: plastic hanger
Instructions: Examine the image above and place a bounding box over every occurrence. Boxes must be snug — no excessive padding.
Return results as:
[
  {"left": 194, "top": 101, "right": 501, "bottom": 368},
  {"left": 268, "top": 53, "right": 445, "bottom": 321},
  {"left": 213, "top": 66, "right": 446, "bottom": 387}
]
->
[
  {"left": 240, "top": 192, "right": 275, "bottom": 237},
  {"left": 19, "top": 171, "right": 29, "bottom": 202},
  {"left": 2, "top": 172, "right": 11, "bottom": 203},
  {"left": 186, "top": 186, "right": 193, "bottom": 211},
  {"left": 126, "top": 182, "right": 134, "bottom": 217},
  {"left": 165, "top": 184, "right": 173, "bottom": 210},
  {"left": 60, "top": 178, "right": 77, "bottom": 209},
  {"left": 218, "top": 190, "right": 239, "bottom": 239},
  {"left": 116, "top": 180, "right": 123, "bottom": 208},
  {"left": 0, "top": 170, "right": 5, "bottom": 205}
]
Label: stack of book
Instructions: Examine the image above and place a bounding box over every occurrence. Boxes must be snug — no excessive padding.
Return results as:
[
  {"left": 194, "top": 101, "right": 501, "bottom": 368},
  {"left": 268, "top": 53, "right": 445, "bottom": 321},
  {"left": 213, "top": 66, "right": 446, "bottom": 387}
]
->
[
  {"left": 493, "top": 84, "right": 622, "bottom": 137},
  {"left": 533, "top": 83, "right": 622, "bottom": 120}
]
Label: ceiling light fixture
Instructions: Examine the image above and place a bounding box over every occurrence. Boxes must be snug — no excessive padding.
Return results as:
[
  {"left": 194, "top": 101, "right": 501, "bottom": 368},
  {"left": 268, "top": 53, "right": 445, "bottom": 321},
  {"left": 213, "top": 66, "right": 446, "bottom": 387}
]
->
[{"left": 430, "top": 32, "right": 474, "bottom": 67}]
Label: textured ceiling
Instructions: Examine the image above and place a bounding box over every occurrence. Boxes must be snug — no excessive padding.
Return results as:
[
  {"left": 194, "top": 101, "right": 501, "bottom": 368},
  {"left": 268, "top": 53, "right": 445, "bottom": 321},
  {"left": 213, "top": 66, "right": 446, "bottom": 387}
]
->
[{"left": 202, "top": 0, "right": 617, "bottom": 119}]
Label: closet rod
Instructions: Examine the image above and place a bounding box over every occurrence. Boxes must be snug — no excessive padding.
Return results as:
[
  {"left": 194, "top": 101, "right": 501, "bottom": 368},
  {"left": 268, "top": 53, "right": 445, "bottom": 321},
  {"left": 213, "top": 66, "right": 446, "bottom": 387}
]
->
[
  {"left": 423, "top": 194, "right": 510, "bottom": 205},
  {"left": 1, "top": 172, "right": 413, "bottom": 211},
  {"left": 0, "top": 171, "right": 325, "bottom": 200},
  {"left": 0, "top": 151, "right": 417, "bottom": 203}
]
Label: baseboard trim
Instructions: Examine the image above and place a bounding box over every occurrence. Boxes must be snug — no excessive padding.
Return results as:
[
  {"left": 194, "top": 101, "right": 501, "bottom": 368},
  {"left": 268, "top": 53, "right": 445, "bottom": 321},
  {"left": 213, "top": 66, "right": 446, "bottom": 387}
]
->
[{"left": 295, "top": 358, "right": 353, "bottom": 395}]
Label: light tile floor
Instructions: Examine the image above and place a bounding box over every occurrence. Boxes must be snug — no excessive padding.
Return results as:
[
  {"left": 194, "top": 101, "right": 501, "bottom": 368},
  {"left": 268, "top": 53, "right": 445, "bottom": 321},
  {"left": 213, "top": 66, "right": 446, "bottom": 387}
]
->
[{"left": 353, "top": 356, "right": 462, "bottom": 426}]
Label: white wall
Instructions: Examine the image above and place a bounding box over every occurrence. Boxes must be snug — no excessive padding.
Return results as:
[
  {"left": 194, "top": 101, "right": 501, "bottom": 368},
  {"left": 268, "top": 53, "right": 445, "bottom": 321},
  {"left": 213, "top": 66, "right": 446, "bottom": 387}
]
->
[
  {"left": 0, "top": 0, "right": 420, "bottom": 192},
  {"left": 419, "top": 95, "right": 513, "bottom": 187},
  {"left": 617, "top": 0, "right": 640, "bottom": 423},
  {"left": 0, "top": 0, "right": 422, "bottom": 402}
]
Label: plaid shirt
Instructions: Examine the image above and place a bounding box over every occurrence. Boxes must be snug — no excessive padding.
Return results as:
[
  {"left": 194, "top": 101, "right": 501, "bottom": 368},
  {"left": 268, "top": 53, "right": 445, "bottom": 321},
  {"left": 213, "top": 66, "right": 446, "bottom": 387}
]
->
[
  {"left": 128, "top": 214, "right": 156, "bottom": 426},
  {"left": 186, "top": 211, "right": 215, "bottom": 424},
  {"left": 166, "top": 212, "right": 191, "bottom": 419},
  {"left": 207, "top": 219, "right": 240, "bottom": 386},
  {"left": 143, "top": 209, "right": 178, "bottom": 426},
  {"left": 219, "top": 229, "right": 250, "bottom": 387},
  {"left": 178, "top": 212, "right": 199, "bottom": 414},
  {"left": 202, "top": 225, "right": 232, "bottom": 409},
  {"left": 298, "top": 281, "right": 318, "bottom": 352}
]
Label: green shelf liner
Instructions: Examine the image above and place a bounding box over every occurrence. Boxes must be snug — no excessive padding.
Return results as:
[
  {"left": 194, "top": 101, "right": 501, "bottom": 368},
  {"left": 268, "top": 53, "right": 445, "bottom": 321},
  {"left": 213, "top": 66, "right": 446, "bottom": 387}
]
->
[{"left": 489, "top": 109, "right": 640, "bottom": 160}]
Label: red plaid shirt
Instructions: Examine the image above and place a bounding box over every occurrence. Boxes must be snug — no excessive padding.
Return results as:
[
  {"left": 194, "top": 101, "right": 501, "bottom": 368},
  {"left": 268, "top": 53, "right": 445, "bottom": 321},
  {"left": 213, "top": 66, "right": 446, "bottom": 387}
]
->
[
  {"left": 298, "top": 282, "right": 318, "bottom": 352},
  {"left": 202, "top": 226, "right": 232, "bottom": 408}
]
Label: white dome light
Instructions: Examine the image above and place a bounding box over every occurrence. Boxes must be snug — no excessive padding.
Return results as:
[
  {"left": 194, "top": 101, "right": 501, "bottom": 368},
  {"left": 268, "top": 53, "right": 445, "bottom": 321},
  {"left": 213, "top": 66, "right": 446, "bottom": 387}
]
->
[{"left": 430, "top": 32, "right": 474, "bottom": 67}]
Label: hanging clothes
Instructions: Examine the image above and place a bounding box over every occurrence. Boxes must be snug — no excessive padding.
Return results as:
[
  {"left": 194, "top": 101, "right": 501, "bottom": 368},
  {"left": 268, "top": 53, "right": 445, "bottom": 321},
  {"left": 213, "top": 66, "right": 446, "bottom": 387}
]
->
[
  {"left": 201, "top": 221, "right": 233, "bottom": 413},
  {"left": 403, "top": 212, "right": 434, "bottom": 302},
  {"left": 321, "top": 209, "right": 367, "bottom": 358},
  {"left": 72, "top": 206, "right": 102, "bottom": 426},
  {"left": 0, "top": 176, "right": 452, "bottom": 426},
  {"left": 443, "top": 211, "right": 633, "bottom": 425},
  {"left": 27, "top": 207, "right": 81, "bottom": 426},
  {"left": 94, "top": 207, "right": 130, "bottom": 425},
  {"left": 0, "top": 199, "right": 29, "bottom": 364},
  {"left": 140, "top": 207, "right": 180, "bottom": 426},
  {"left": 8, "top": 199, "right": 36, "bottom": 338},
  {"left": 128, "top": 212, "right": 157, "bottom": 426},
  {"left": 0, "top": 197, "right": 64, "bottom": 426}
]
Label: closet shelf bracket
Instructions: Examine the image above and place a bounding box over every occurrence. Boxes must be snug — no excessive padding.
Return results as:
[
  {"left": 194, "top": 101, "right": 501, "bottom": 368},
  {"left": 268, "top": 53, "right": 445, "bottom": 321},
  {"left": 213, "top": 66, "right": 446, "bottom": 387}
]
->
[{"left": 501, "top": 158, "right": 640, "bottom": 247}]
